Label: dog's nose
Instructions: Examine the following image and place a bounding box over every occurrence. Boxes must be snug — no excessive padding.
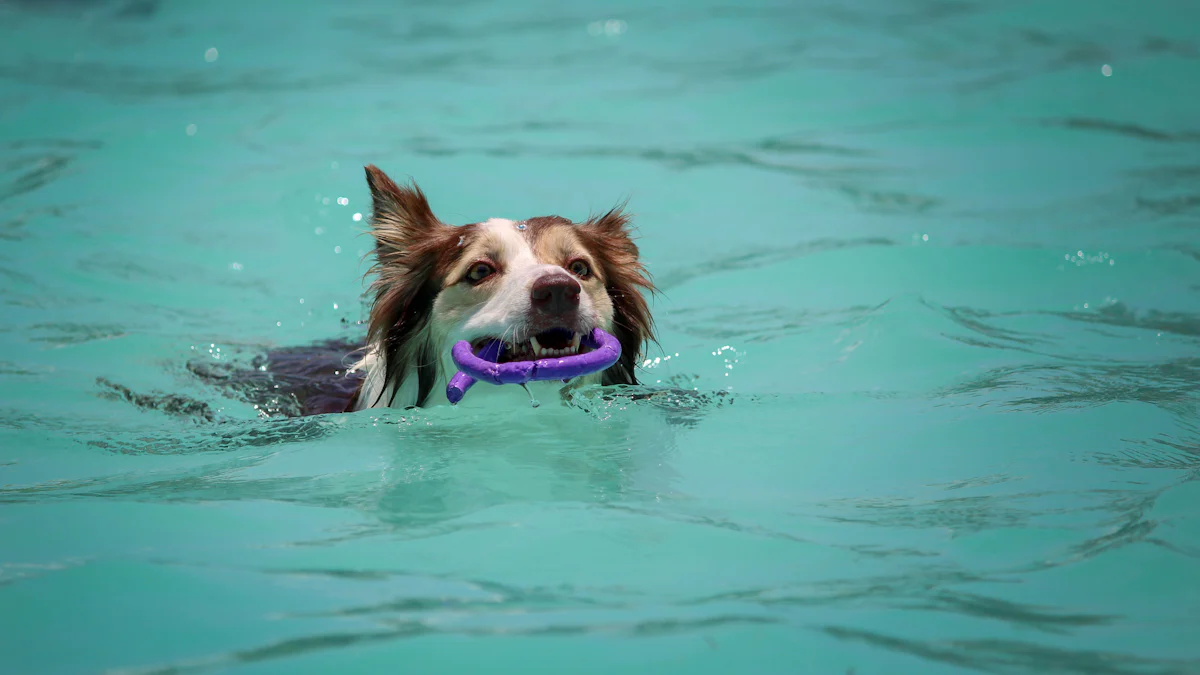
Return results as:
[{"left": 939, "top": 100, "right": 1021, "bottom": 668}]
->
[{"left": 530, "top": 272, "right": 581, "bottom": 314}]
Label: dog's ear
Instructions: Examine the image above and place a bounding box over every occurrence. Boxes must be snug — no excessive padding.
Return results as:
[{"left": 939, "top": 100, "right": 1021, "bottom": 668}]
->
[
  {"left": 578, "top": 204, "right": 657, "bottom": 386},
  {"left": 362, "top": 166, "right": 458, "bottom": 406},
  {"left": 364, "top": 165, "right": 446, "bottom": 251}
]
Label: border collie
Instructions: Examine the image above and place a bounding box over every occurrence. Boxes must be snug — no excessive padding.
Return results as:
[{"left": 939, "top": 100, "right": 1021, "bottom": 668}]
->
[{"left": 345, "top": 165, "right": 655, "bottom": 411}]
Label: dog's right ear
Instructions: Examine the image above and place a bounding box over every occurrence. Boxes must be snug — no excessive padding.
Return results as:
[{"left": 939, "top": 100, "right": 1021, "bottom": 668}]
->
[{"left": 364, "top": 165, "right": 446, "bottom": 251}]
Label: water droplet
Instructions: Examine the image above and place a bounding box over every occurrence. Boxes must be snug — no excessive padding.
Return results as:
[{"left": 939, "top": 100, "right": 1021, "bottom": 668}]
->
[
  {"left": 205, "top": 47, "right": 218, "bottom": 62},
  {"left": 334, "top": 246, "right": 342, "bottom": 254},
  {"left": 185, "top": 123, "right": 197, "bottom": 136},
  {"left": 333, "top": 302, "right": 339, "bottom": 309},
  {"left": 520, "top": 383, "right": 540, "bottom": 408},
  {"left": 1101, "top": 64, "right": 1112, "bottom": 77},
  {"left": 921, "top": 233, "right": 929, "bottom": 241},
  {"left": 352, "top": 212, "right": 362, "bottom": 222},
  {"left": 331, "top": 161, "right": 339, "bottom": 170},
  {"left": 337, "top": 197, "right": 349, "bottom": 206}
]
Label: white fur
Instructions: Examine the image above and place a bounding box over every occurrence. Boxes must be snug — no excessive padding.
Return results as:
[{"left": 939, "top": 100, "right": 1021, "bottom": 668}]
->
[
  {"left": 351, "top": 217, "right": 606, "bottom": 411},
  {"left": 348, "top": 347, "right": 419, "bottom": 411},
  {"left": 447, "top": 219, "right": 605, "bottom": 346}
]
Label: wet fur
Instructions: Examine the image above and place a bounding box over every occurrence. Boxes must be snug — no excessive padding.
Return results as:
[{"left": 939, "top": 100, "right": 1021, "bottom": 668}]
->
[{"left": 349, "top": 165, "right": 655, "bottom": 410}]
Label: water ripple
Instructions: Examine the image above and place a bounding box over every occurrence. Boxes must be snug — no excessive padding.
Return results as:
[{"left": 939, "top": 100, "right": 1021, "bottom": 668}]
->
[
  {"left": 653, "top": 237, "right": 895, "bottom": 292},
  {"left": 0, "top": 150, "right": 76, "bottom": 203},
  {"left": 1043, "top": 118, "right": 1200, "bottom": 144},
  {"left": 401, "top": 136, "right": 887, "bottom": 182},
  {"left": 0, "top": 0, "right": 159, "bottom": 20},
  {"left": 1100, "top": 425, "right": 1200, "bottom": 471},
  {"left": 121, "top": 613, "right": 779, "bottom": 675},
  {"left": 820, "top": 625, "right": 1200, "bottom": 675},
  {"left": 0, "top": 60, "right": 354, "bottom": 99},
  {"left": 663, "top": 303, "right": 885, "bottom": 344}
]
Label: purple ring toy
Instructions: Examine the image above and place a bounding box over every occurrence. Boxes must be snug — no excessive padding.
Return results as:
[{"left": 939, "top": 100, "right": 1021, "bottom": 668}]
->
[{"left": 446, "top": 327, "right": 621, "bottom": 404}]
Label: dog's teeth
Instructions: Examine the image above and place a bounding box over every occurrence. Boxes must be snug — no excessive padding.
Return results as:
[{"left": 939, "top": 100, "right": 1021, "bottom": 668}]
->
[
  {"left": 570, "top": 333, "right": 581, "bottom": 354},
  {"left": 530, "top": 335, "right": 542, "bottom": 357}
]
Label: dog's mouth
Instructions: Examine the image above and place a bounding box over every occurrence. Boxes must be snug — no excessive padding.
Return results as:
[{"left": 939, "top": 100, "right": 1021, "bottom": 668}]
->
[{"left": 470, "top": 328, "right": 588, "bottom": 363}]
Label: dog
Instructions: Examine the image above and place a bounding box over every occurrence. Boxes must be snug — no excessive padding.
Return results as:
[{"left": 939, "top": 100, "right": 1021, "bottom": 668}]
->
[{"left": 344, "top": 165, "right": 656, "bottom": 411}]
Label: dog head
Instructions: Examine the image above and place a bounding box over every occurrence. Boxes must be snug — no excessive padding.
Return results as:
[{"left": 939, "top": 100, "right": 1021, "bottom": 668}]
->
[{"left": 360, "top": 165, "right": 655, "bottom": 407}]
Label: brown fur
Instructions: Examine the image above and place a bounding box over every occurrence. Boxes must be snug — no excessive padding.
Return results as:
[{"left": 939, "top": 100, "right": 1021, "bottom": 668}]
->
[
  {"left": 358, "top": 165, "right": 468, "bottom": 407},
  {"left": 575, "top": 205, "right": 657, "bottom": 385}
]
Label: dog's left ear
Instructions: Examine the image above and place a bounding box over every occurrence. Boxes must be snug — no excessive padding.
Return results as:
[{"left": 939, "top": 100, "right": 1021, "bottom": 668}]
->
[
  {"left": 578, "top": 205, "right": 657, "bottom": 386},
  {"left": 361, "top": 166, "right": 458, "bottom": 406}
]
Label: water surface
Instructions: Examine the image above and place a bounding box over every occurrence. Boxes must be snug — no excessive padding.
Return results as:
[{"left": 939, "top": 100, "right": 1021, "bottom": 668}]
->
[{"left": 2, "top": 0, "right": 1199, "bottom": 673}]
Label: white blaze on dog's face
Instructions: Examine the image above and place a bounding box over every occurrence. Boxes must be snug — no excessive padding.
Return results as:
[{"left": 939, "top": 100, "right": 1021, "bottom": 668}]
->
[
  {"left": 432, "top": 217, "right": 615, "bottom": 360},
  {"left": 352, "top": 165, "right": 654, "bottom": 410}
]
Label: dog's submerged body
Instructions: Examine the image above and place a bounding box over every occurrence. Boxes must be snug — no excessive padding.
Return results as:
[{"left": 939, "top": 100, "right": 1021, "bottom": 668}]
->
[{"left": 343, "top": 165, "right": 655, "bottom": 411}]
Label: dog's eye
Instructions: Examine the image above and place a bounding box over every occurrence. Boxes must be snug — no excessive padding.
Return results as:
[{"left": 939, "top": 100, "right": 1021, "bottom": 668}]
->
[
  {"left": 568, "top": 259, "right": 591, "bottom": 279},
  {"left": 465, "top": 262, "right": 495, "bottom": 284}
]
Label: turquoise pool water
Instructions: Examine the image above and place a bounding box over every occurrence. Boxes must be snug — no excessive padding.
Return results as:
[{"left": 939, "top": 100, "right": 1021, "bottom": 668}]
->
[{"left": 2, "top": 0, "right": 1199, "bottom": 672}]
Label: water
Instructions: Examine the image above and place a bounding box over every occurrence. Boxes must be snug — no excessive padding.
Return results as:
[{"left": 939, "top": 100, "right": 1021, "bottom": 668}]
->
[{"left": 2, "top": 0, "right": 1199, "bottom": 673}]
